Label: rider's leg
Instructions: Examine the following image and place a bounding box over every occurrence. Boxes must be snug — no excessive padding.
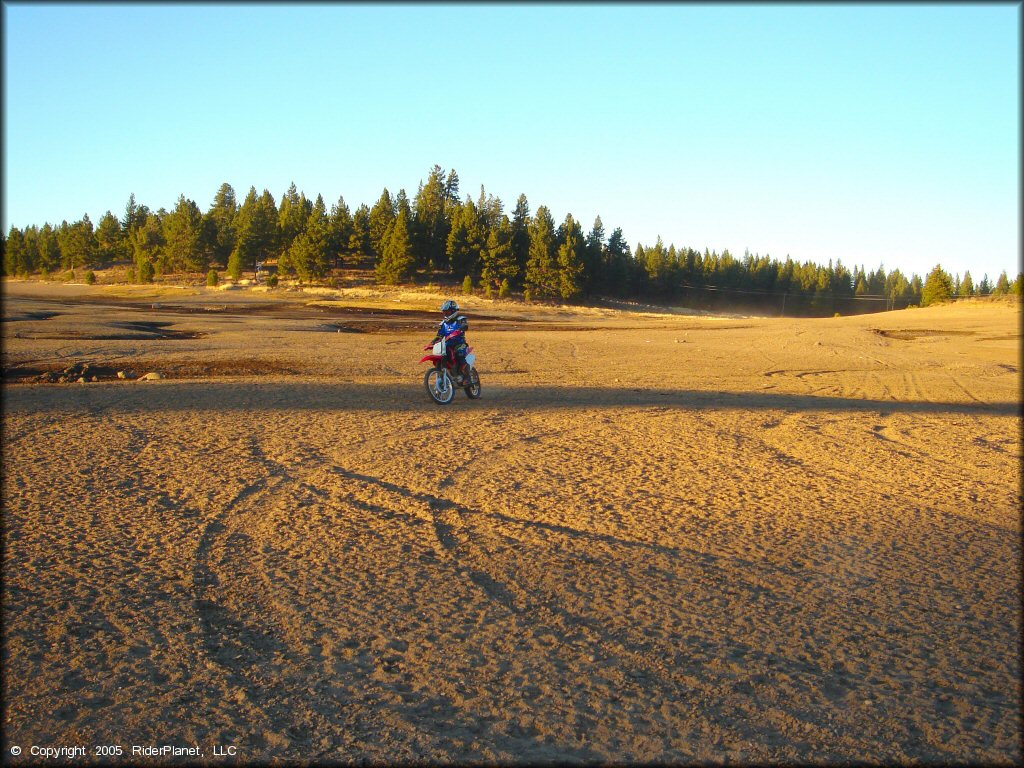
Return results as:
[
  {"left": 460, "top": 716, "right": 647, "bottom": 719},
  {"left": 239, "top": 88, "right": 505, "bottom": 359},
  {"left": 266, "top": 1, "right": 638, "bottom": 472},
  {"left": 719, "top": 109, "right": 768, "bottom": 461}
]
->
[{"left": 449, "top": 347, "right": 463, "bottom": 381}]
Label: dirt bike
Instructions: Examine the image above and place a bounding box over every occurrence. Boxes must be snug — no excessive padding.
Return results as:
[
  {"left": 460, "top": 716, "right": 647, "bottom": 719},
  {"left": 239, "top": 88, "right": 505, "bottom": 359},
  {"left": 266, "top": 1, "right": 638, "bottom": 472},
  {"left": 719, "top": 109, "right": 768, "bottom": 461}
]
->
[{"left": 420, "top": 331, "right": 481, "bottom": 404}]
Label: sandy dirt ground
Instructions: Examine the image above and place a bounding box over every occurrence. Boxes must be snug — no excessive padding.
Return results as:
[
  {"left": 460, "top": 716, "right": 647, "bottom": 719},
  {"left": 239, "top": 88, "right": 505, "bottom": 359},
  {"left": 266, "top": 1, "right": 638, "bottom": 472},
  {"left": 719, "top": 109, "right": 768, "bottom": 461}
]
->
[{"left": 2, "top": 279, "right": 1021, "bottom": 765}]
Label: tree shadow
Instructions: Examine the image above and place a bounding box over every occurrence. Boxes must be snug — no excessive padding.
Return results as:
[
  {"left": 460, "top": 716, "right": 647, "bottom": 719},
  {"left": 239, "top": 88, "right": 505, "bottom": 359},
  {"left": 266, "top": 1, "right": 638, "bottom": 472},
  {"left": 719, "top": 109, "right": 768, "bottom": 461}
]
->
[{"left": 4, "top": 380, "right": 1019, "bottom": 417}]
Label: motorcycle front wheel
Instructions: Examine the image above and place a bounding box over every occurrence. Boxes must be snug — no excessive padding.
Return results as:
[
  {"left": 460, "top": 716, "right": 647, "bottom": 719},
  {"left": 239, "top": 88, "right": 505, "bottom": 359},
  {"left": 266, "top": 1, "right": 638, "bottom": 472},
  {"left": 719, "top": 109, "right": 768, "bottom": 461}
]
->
[
  {"left": 424, "top": 367, "right": 455, "bottom": 404},
  {"left": 464, "top": 367, "right": 482, "bottom": 399}
]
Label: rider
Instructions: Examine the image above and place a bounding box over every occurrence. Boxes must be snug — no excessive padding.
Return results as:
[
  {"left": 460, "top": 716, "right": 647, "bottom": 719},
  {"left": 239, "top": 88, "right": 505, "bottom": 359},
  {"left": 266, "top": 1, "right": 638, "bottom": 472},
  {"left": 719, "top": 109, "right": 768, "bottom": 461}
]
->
[{"left": 431, "top": 299, "right": 471, "bottom": 383}]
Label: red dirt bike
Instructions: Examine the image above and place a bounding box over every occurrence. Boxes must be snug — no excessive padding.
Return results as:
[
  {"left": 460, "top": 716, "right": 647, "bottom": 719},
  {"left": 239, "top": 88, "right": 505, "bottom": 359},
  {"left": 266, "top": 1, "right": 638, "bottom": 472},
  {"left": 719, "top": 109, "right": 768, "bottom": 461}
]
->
[{"left": 420, "top": 331, "right": 481, "bottom": 404}]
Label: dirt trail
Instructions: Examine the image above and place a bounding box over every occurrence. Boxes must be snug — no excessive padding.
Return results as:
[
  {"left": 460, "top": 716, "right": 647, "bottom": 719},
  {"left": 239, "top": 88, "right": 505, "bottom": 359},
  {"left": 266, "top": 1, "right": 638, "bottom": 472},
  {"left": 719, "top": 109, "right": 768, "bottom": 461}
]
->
[{"left": 2, "top": 281, "right": 1020, "bottom": 764}]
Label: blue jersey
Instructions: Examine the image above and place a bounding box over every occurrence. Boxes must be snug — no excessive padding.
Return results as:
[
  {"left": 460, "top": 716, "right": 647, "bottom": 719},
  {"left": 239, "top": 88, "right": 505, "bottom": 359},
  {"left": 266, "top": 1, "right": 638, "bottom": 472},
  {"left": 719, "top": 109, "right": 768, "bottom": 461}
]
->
[{"left": 438, "top": 317, "right": 465, "bottom": 341}]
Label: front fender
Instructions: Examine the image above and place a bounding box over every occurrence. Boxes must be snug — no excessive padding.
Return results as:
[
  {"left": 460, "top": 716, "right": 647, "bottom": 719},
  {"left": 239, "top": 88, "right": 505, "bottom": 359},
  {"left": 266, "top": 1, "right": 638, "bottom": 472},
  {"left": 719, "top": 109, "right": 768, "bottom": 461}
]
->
[{"left": 420, "top": 355, "right": 446, "bottom": 364}]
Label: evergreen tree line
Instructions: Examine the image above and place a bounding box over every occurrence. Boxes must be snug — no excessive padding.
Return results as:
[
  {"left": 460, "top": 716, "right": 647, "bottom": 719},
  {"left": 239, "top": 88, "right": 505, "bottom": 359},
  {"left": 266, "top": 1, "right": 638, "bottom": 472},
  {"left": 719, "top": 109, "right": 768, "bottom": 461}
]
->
[{"left": 3, "top": 164, "right": 1020, "bottom": 315}]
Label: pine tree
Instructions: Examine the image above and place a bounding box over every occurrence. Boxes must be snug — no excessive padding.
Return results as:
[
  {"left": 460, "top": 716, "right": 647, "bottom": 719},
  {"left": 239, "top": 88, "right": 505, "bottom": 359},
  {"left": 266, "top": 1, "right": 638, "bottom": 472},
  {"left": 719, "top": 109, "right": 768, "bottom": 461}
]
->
[
  {"left": 288, "top": 197, "right": 330, "bottom": 282},
  {"left": 557, "top": 214, "right": 585, "bottom": 302},
  {"left": 121, "top": 193, "right": 150, "bottom": 236},
  {"left": 832, "top": 259, "right": 853, "bottom": 300},
  {"left": 413, "top": 165, "right": 452, "bottom": 270},
  {"left": 37, "top": 224, "right": 61, "bottom": 273},
  {"left": 229, "top": 187, "right": 258, "bottom": 279},
  {"left": 525, "top": 206, "right": 558, "bottom": 300},
  {"left": 231, "top": 187, "right": 276, "bottom": 278},
  {"left": 349, "top": 204, "right": 372, "bottom": 261},
  {"left": 444, "top": 170, "right": 460, "bottom": 205},
  {"left": 643, "top": 236, "right": 668, "bottom": 292},
  {"left": 369, "top": 188, "right": 395, "bottom": 258},
  {"left": 481, "top": 215, "right": 517, "bottom": 295},
  {"left": 95, "top": 211, "right": 124, "bottom": 262},
  {"left": 122, "top": 193, "right": 138, "bottom": 234},
  {"left": 208, "top": 183, "right": 238, "bottom": 267},
  {"left": 960, "top": 270, "right": 975, "bottom": 297},
  {"left": 583, "top": 216, "right": 605, "bottom": 297},
  {"left": 812, "top": 265, "right": 833, "bottom": 313},
  {"left": 312, "top": 193, "right": 327, "bottom": 221},
  {"left": 56, "top": 215, "right": 98, "bottom": 270},
  {"left": 132, "top": 216, "right": 164, "bottom": 277},
  {"left": 328, "top": 195, "right": 354, "bottom": 268},
  {"left": 885, "top": 269, "right": 911, "bottom": 309},
  {"left": 993, "top": 270, "right": 1010, "bottom": 296},
  {"left": 910, "top": 274, "right": 924, "bottom": 305},
  {"left": 667, "top": 244, "right": 681, "bottom": 296},
  {"left": 476, "top": 185, "right": 504, "bottom": 233},
  {"left": 3, "top": 227, "right": 26, "bottom": 276},
  {"left": 277, "top": 182, "right": 307, "bottom": 258},
  {"left": 376, "top": 208, "right": 414, "bottom": 284},
  {"left": 395, "top": 188, "right": 411, "bottom": 221},
  {"left": 22, "top": 227, "right": 41, "bottom": 275},
  {"left": 255, "top": 189, "right": 280, "bottom": 269},
  {"left": 138, "top": 257, "right": 155, "bottom": 283},
  {"left": 226, "top": 247, "right": 245, "bottom": 281},
  {"left": 162, "top": 195, "right": 206, "bottom": 272},
  {"left": 604, "top": 227, "right": 632, "bottom": 297},
  {"left": 467, "top": 200, "right": 489, "bottom": 272},
  {"left": 922, "top": 265, "right": 954, "bottom": 306},
  {"left": 635, "top": 244, "right": 648, "bottom": 291},
  {"left": 447, "top": 199, "right": 486, "bottom": 279},
  {"left": 447, "top": 203, "right": 473, "bottom": 279},
  {"left": 510, "top": 194, "right": 531, "bottom": 283}
]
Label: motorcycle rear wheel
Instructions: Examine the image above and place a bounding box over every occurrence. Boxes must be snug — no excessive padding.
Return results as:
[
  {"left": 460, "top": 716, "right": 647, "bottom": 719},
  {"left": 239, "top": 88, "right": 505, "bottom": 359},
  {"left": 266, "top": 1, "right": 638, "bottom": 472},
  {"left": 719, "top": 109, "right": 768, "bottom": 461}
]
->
[{"left": 424, "top": 367, "right": 455, "bottom": 404}]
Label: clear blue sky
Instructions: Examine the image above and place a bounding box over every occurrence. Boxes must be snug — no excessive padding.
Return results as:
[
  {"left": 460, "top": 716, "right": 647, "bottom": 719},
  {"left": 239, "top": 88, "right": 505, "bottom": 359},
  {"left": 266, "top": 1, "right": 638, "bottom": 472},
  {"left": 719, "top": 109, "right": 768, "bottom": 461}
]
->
[{"left": 3, "top": 2, "right": 1020, "bottom": 282}]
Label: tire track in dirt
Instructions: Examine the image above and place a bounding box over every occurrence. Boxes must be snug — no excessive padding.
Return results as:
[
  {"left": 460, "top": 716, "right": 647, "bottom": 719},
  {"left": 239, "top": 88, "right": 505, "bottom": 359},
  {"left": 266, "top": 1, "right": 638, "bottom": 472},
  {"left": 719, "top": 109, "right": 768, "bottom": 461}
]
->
[
  {"left": 188, "top": 449, "right": 587, "bottom": 760},
  {"left": 436, "top": 413, "right": 592, "bottom": 491},
  {"left": 316, "top": 464, "right": 902, "bottom": 759},
  {"left": 187, "top": 471, "right": 412, "bottom": 758},
  {"left": 184, "top": 433, "right": 392, "bottom": 757},
  {"left": 761, "top": 411, "right": 1017, "bottom": 536},
  {"left": 321, "top": 467, "right": 720, "bottom": 744},
  {"left": 658, "top": 405, "right": 1020, "bottom": 756},
  {"left": 950, "top": 373, "right": 983, "bottom": 403},
  {"left": 192, "top": 474, "right": 288, "bottom": 671}
]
